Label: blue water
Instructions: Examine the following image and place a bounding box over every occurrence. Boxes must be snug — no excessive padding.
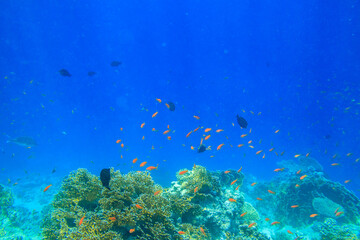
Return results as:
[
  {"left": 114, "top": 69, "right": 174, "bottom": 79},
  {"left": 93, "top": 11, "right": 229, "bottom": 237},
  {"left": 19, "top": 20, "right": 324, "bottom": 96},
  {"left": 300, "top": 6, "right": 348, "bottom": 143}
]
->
[{"left": 1, "top": 0, "right": 360, "bottom": 203}]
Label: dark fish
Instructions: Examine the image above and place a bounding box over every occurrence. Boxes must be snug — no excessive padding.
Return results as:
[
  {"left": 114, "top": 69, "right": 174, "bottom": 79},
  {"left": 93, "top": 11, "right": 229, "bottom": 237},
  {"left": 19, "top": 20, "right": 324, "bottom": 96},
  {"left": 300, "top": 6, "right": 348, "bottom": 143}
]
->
[
  {"left": 167, "top": 102, "right": 176, "bottom": 111},
  {"left": 59, "top": 69, "right": 71, "bottom": 77},
  {"left": 52, "top": 168, "right": 56, "bottom": 174},
  {"left": 7, "top": 136, "right": 37, "bottom": 148},
  {"left": 198, "top": 144, "right": 206, "bottom": 153},
  {"left": 236, "top": 115, "right": 248, "bottom": 129},
  {"left": 88, "top": 71, "right": 96, "bottom": 76},
  {"left": 100, "top": 168, "right": 111, "bottom": 190},
  {"left": 111, "top": 61, "right": 122, "bottom": 67}
]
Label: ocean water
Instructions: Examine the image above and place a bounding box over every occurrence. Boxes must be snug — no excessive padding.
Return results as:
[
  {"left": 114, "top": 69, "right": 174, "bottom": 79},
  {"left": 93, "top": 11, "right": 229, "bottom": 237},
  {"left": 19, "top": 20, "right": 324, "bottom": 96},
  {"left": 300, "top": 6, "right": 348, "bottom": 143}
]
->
[{"left": 1, "top": 1, "right": 360, "bottom": 239}]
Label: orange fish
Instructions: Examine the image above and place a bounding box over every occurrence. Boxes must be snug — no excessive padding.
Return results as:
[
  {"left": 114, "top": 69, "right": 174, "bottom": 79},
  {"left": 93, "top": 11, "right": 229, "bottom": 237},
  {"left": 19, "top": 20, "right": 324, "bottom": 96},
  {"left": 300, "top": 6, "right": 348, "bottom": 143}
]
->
[
  {"left": 331, "top": 163, "right": 340, "bottom": 166},
  {"left": 275, "top": 129, "right": 280, "bottom": 133},
  {"left": 121, "top": 143, "right": 124, "bottom": 148},
  {"left": 186, "top": 131, "right": 192, "bottom": 138},
  {"left": 204, "top": 135, "right": 211, "bottom": 140},
  {"left": 256, "top": 197, "right": 263, "bottom": 201},
  {"left": 237, "top": 144, "right": 244, "bottom": 147},
  {"left": 79, "top": 216, "right": 85, "bottom": 226},
  {"left": 306, "top": 152, "right": 310, "bottom": 157},
  {"left": 224, "top": 170, "right": 230, "bottom": 174},
  {"left": 262, "top": 153, "right": 265, "bottom": 159},
  {"left": 155, "top": 98, "right": 161, "bottom": 103},
  {"left": 240, "top": 212, "right": 247, "bottom": 217},
  {"left": 193, "top": 115, "right": 200, "bottom": 120},
  {"left": 240, "top": 134, "right": 247, "bottom": 138},
  {"left": 280, "top": 151, "right": 285, "bottom": 156},
  {"left": 116, "top": 139, "right": 121, "bottom": 144},
  {"left": 133, "top": 158, "right": 138, "bottom": 164},
  {"left": 274, "top": 168, "right": 284, "bottom": 172},
  {"left": 287, "top": 230, "right": 293, "bottom": 234},
  {"left": 167, "top": 136, "right": 171, "bottom": 140},
  {"left": 237, "top": 166, "right": 242, "bottom": 173},
  {"left": 248, "top": 140, "right": 252, "bottom": 144},
  {"left": 249, "top": 145, "right": 254, "bottom": 148},
  {"left": 216, "top": 129, "right": 224, "bottom": 132},
  {"left": 120, "top": 127, "right": 123, "bottom": 131},
  {"left": 146, "top": 164, "right": 158, "bottom": 171},
  {"left": 165, "top": 103, "right": 170, "bottom": 109},
  {"left": 251, "top": 182, "right": 257, "bottom": 186},
  {"left": 193, "top": 127, "right": 200, "bottom": 132},
  {"left": 139, "top": 162, "right": 147, "bottom": 167},
  {"left": 200, "top": 227, "right": 206, "bottom": 236},
  {"left": 163, "top": 130, "right": 170, "bottom": 134},
  {"left": 296, "top": 169, "right": 302, "bottom": 174},
  {"left": 217, "top": 143, "right": 225, "bottom": 150},
  {"left": 265, "top": 218, "right": 270, "bottom": 221},
  {"left": 154, "top": 190, "right": 161, "bottom": 196},
  {"left": 228, "top": 198, "right": 236, "bottom": 202},
  {"left": 135, "top": 204, "right": 143, "bottom": 209},
  {"left": 334, "top": 207, "right": 339, "bottom": 214},
  {"left": 152, "top": 112, "right": 158, "bottom": 118},
  {"left": 235, "top": 185, "right": 240, "bottom": 190},
  {"left": 194, "top": 186, "right": 198, "bottom": 193},
  {"left": 291, "top": 205, "right": 299, "bottom": 208},
  {"left": 300, "top": 175, "right": 307, "bottom": 180},
  {"left": 121, "top": 154, "right": 123, "bottom": 159},
  {"left": 269, "top": 148, "right": 275, "bottom": 152},
  {"left": 179, "top": 170, "right": 188, "bottom": 175},
  {"left": 204, "top": 128, "right": 212, "bottom": 133},
  {"left": 230, "top": 179, "right": 238, "bottom": 185},
  {"left": 344, "top": 180, "right": 351, "bottom": 184},
  {"left": 256, "top": 150, "right": 263, "bottom": 155},
  {"left": 129, "top": 229, "right": 135, "bottom": 233},
  {"left": 43, "top": 184, "right": 52, "bottom": 192},
  {"left": 109, "top": 217, "right": 116, "bottom": 221},
  {"left": 310, "top": 214, "right": 318, "bottom": 218},
  {"left": 141, "top": 122, "right": 145, "bottom": 128},
  {"left": 268, "top": 190, "right": 275, "bottom": 194},
  {"left": 178, "top": 231, "right": 186, "bottom": 235},
  {"left": 295, "top": 184, "right": 300, "bottom": 188},
  {"left": 248, "top": 222, "right": 256, "bottom": 228},
  {"left": 271, "top": 221, "right": 280, "bottom": 225},
  {"left": 142, "top": 136, "right": 145, "bottom": 140},
  {"left": 294, "top": 154, "right": 301, "bottom": 158}
]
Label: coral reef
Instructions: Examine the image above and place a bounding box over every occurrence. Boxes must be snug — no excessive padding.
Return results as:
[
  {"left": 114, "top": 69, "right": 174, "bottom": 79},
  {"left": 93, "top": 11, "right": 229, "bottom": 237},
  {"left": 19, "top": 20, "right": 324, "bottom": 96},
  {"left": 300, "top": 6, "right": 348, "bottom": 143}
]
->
[{"left": 319, "top": 218, "right": 359, "bottom": 240}]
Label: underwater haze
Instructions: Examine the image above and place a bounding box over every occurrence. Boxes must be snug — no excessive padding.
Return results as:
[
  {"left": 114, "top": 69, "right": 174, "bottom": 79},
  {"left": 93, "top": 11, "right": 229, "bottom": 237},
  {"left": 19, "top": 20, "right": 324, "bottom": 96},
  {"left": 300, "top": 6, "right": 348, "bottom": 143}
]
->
[{"left": 1, "top": 1, "right": 360, "bottom": 239}]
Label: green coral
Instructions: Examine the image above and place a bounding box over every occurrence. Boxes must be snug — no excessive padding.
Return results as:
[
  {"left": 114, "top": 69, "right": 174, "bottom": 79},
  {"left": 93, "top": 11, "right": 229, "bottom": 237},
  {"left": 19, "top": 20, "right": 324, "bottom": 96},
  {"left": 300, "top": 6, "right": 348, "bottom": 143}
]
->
[
  {"left": 320, "top": 218, "right": 358, "bottom": 240},
  {"left": 0, "top": 184, "right": 13, "bottom": 216},
  {"left": 241, "top": 202, "right": 260, "bottom": 222}
]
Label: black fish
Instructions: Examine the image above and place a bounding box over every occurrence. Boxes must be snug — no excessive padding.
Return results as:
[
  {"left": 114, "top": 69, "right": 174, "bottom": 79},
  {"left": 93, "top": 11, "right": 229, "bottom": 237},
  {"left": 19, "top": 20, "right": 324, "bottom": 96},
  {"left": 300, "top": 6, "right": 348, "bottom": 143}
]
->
[
  {"left": 166, "top": 102, "right": 175, "bottom": 111},
  {"left": 111, "top": 61, "right": 122, "bottom": 67},
  {"left": 198, "top": 144, "right": 206, "bottom": 153},
  {"left": 52, "top": 168, "right": 56, "bottom": 174},
  {"left": 59, "top": 69, "right": 71, "bottom": 77},
  {"left": 236, "top": 115, "right": 248, "bottom": 129},
  {"left": 88, "top": 71, "right": 96, "bottom": 76},
  {"left": 100, "top": 168, "right": 111, "bottom": 190}
]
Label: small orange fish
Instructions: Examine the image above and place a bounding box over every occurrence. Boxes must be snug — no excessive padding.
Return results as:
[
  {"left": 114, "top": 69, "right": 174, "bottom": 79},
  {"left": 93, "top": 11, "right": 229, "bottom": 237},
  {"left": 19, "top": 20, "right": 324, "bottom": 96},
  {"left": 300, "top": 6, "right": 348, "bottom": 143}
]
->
[
  {"left": 237, "top": 144, "right": 244, "bottom": 147},
  {"left": 152, "top": 128, "right": 156, "bottom": 131},
  {"left": 121, "top": 143, "right": 124, "bottom": 148},
  {"left": 178, "top": 231, "right": 186, "bottom": 235},
  {"left": 155, "top": 98, "right": 161, "bottom": 103},
  {"left": 237, "top": 166, "right": 242, "bottom": 172},
  {"left": 296, "top": 169, "right": 302, "bottom": 174},
  {"left": 280, "top": 151, "right": 285, "bottom": 156},
  {"left": 194, "top": 186, "right": 198, "bottom": 193},
  {"left": 142, "top": 136, "right": 145, "bottom": 140},
  {"left": 249, "top": 145, "right": 254, "bottom": 148},
  {"left": 133, "top": 158, "right": 138, "bottom": 164},
  {"left": 240, "top": 134, "right": 247, "bottom": 138},
  {"left": 79, "top": 216, "right": 85, "bottom": 226},
  {"left": 310, "top": 214, "right": 318, "bottom": 218},
  {"left": 163, "top": 130, "right": 170, "bottom": 134},
  {"left": 109, "top": 217, "right": 116, "bottom": 221},
  {"left": 217, "top": 143, "right": 225, "bottom": 150},
  {"left": 251, "top": 182, "right": 257, "bottom": 186},
  {"left": 347, "top": 153, "right": 353, "bottom": 157},
  {"left": 204, "top": 128, "right": 212, "bottom": 133},
  {"left": 186, "top": 131, "right": 192, "bottom": 138},
  {"left": 146, "top": 164, "right": 158, "bottom": 171},
  {"left": 268, "top": 190, "right": 275, "bottom": 194},
  {"left": 262, "top": 153, "right": 265, "bottom": 159},
  {"left": 256, "top": 150, "right": 263, "bottom": 155},
  {"left": 300, "top": 175, "right": 307, "bottom": 180},
  {"left": 190, "top": 146, "right": 194, "bottom": 150},
  {"left": 200, "top": 227, "right": 206, "bottom": 236},
  {"left": 43, "top": 184, "right": 52, "bottom": 192},
  {"left": 228, "top": 198, "right": 236, "bottom": 202},
  {"left": 287, "top": 230, "right": 293, "bottom": 234},
  {"left": 294, "top": 154, "right": 301, "bottom": 158},
  {"left": 240, "top": 212, "right": 247, "bottom": 217},
  {"left": 230, "top": 179, "right": 238, "bottom": 185},
  {"left": 256, "top": 197, "right": 263, "bottom": 201},
  {"left": 167, "top": 136, "right": 171, "bottom": 140},
  {"left": 334, "top": 207, "right": 339, "bottom": 214},
  {"left": 335, "top": 211, "right": 344, "bottom": 217},
  {"left": 224, "top": 170, "right": 230, "bottom": 174},
  {"left": 193, "top": 115, "right": 200, "bottom": 120},
  {"left": 121, "top": 154, "right": 123, "bottom": 159},
  {"left": 139, "top": 162, "right": 147, "bottom": 167},
  {"left": 306, "top": 152, "right": 310, "bottom": 157},
  {"left": 141, "top": 122, "right": 145, "bottom": 128},
  {"left": 116, "top": 139, "right": 121, "bottom": 144},
  {"left": 165, "top": 103, "right": 170, "bottom": 109},
  {"left": 275, "top": 129, "right": 280, "bottom": 133},
  {"left": 235, "top": 185, "right": 240, "bottom": 190},
  {"left": 129, "top": 229, "right": 135, "bottom": 233},
  {"left": 154, "top": 190, "right": 161, "bottom": 196},
  {"left": 193, "top": 127, "right": 200, "bottom": 132},
  {"left": 274, "top": 168, "right": 284, "bottom": 172},
  {"left": 248, "top": 222, "right": 256, "bottom": 228},
  {"left": 248, "top": 140, "right": 252, "bottom": 144},
  {"left": 269, "top": 147, "right": 275, "bottom": 152},
  {"left": 291, "top": 205, "right": 299, "bottom": 208},
  {"left": 331, "top": 163, "right": 340, "bottom": 166},
  {"left": 152, "top": 112, "right": 158, "bottom": 118},
  {"left": 265, "top": 218, "right": 270, "bottom": 221},
  {"left": 216, "top": 129, "right": 224, "bottom": 132},
  {"left": 179, "top": 170, "right": 188, "bottom": 175},
  {"left": 120, "top": 127, "right": 123, "bottom": 131},
  {"left": 344, "top": 180, "right": 351, "bottom": 184},
  {"left": 295, "top": 184, "right": 300, "bottom": 188},
  {"left": 135, "top": 204, "right": 143, "bottom": 209},
  {"left": 204, "top": 135, "right": 211, "bottom": 140},
  {"left": 271, "top": 221, "right": 280, "bottom": 225}
]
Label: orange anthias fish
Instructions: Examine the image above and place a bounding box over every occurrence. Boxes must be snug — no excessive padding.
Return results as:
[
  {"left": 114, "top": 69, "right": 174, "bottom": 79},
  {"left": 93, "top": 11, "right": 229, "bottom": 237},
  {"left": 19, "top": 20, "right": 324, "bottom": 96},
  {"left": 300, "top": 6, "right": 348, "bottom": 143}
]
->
[
  {"left": 154, "top": 190, "right": 161, "bottom": 196},
  {"left": 135, "top": 204, "right": 143, "bottom": 209},
  {"left": 335, "top": 211, "right": 344, "bottom": 217},
  {"left": 186, "top": 131, "right": 192, "bottom": 138},
  {"left": 275, "top": 129, "right": 280, "bottom": 133},
  {"left": 256, "top": 197, "right": 263, "bottom": 201},
  {"left": 287, "top": 230, "right": 293, "bottom": 234},
  {"left": 194, "top": 186, "right": 198, "bottom": 193},
  {"left": 237, "top": 166, "right": 242, "bottom": 172},
  {"left": 344, "top": 180, "right": 351, "bottom": 184},
  {"left": 109, "top": 217, "right": 116, "bottom": 221},
  {"left": 179, "top": 170, "right": 188, "bottom": 175},
  {"left": 156, "top": 98, "right": 162, "bottom": 103},
  {"left": 79, "top": 216, "right": 85, "bottom": 226},
  {"left": 240, "top": 212, "right": 247, "bottom": 217},
  {"left": 269, "top": 147, "right": 275, "bottom": 152},
  {"left": 251, "top": 182, "right": 257, "bottom": 186},
  {"left": 178, "top": 231, "right": 186, "bottom": 235},
  {"left": 271, "top": 221, "right": 280, "bottom": 225},
  {"left": 235, "top": 185, "right": 240, "bottom": 190},
  {"left": 217, "top": 143, "right": 225, "bottom": 150},
  {"left": 265, "top": 218, "right": 270, "bottom": 221},
  {"left": 204, "top": 128, "right": 212, "bottom": 133},
  {"left": 116, "top": 139, "right": 121, "bottom": 144},
  {"left": 274, "top": 168, "right": 284, "bottom": 172},
  {"left": 256, "top": 150, "right": 263, "bottom": 155},
  {"left": 43, "top": 184, "right": 52, "bottom": 192},
  {"left": 152, "top": 112, "right": 158, "bottom": 118},
  {"left": 216, "top": 129, "right": 224, "bottom": 132},
  {"left": 310, "top": 214, "right": 318, "bottom": 218},
  {"left": 163, "top": 130, "right": 170, "bottom": 134},
  {"left": 224, "top": 170, "right": 230, "bottom": 174},
  {"left": 146, "top": 165, "right": 158, "bottom": 171},
  {"left": 237, "top": 144, "right": 244, "bottom": 147},
  {"left": 204, "top": 135, "right": 211, "bottom": 140},
  {"left": 193, "top": 115, "right": 200, "bottom": 120},
  {"left": 200, "top": 227, "right": 206, "bottom": 236},
  {"left": 248, "top": 222, "right": 256, "bottom": 228},
  {"left": 139, "top": 162, "right": 147, "bottom": 167},
  {"left": 268, "top": 190, "right": 275, "bottom": 194},
  {"left": 141, "top": 122, "right": 145, "bottom": 128},
  {"left": 300, "top": 175, "right": 307, "bottom": 180},
  {"left": 296, "top": 169, "right": 302, "bottom": 174},
  {"left": 129, "top": 229, "right": 135, "bottom": 233},
  {"left": 231, "top": 179, "right": 238, "bottom": 185},
  {"left": 291, "top": 205, "right": 299, "bottom": 208},
  {"left": 294, "top": 154, "right": 301, "bottom": 158},
  {"left": 193, "top": 127, "right": 200, "bottom": 132},
  {"left": 228, "top": 198, "right": 237, "bottom": 202},
  {"left": 133, "top": 158, "right": 138, "bottom": 164},
  {"left": 240, "top": 134, "right": 247, "bottom": 138}
]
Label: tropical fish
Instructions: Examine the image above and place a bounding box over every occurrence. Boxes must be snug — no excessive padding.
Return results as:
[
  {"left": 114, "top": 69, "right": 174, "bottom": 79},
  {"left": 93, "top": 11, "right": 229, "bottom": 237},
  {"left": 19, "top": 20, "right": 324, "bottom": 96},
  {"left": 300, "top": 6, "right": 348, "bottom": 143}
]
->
[
  {"left": 216, "top": 129, "right": 224, "bottom": 132},
  {"left": 133, "top": 158, "right": 138, "bottom": 163},
  {"left": 268, "top": 190, "right": 275, "bottom": 194},
  {"left": 224, "top": 170, "right": 230, "bottom": 174},
  {"left": 129, "top": 229, "right": 135, "bottom": 233},
  {"left": 178, "top": 231, "right": 186, "bottom": 234},
  {"left": 193, "top": 115, "right": 200, "bottom": 120},
  {"left": 7, "top": 136, "right": 37, "bottom": 148},
  {"left": 139, "top": 162, "right": 147, "bottom": 167},
  {"left": 163, "top": 130, "right": 170, "bottom": 134},
  {"left": 275, "top": 129, "right": 280, "bottom": 133},
  {"left": 217, "top": 143, "right": 225, "bottom": 150},
  {"left": 43, "top": 184, "right": 52, "bottom": 192},
  {"left": 179, "top": 170, "right": 188, "bottom": 175},
  {"left": 287, "top": 230, "right": 293, "bottom": 234},
  {"left": 204, "top": 128, "right": 212, "bottom": 133},
  {"left": 335, "top": 211, "right": 344, "bottom": 217},
  {"left": 116, "top": 139, "right": 121, "bottom": 144},
  {"left": 231, "top": 179, "right": 238, "bottom": 185},
  {"left": 152, "top": 112, "right": 158, "bottom": 118},
  {"left": 236, "top": 115, "right": 248, "bottom": 128},
  {"left": 248, "top": 222, "right": 256, "bottom": 228},
  {"left": 240, "top": 212, "right": 247, "bottom": 217},
  {"left": 204, "top": 135, "right": 211, "bottom": 140},
  {"left": 154, "top": 190, "right": 161, "bottom": 196},
  {"left": 228, "top": 198, "right": 236, "bottom": 202},
  {"left": 146, "top": 165, "right": 158, "bottom": 171},
  {"left": 198, "top": 144, "right": 207, "bottom": 153},
  {"left": 310, "top": 214, "right": 318, "bottom": 218},
  {"left": 141, "top": 122, "right": 145, "bottom": 128},
  {"left": 300, "top": 175, "right": 307, "bottom": 180},
  {"left": 237, "top": 167, "right": 242, "bottom": 172},
  {"left": 271, "top": 221, "right": 280, "bottom": 225},
  {"left": 165, "top": 102, "right": 175, "bottom": 111},
  {"left": 200, "top": 227, "right": 206, "bottom": 236},
  {"left": 100, "top": 168, "right": 111, "bottom": 190},
  {"left": 135, "top": 204, "right": 143, "bottom": 209},
  {"left": 291, "top": 205, "right": 299, "bottom": 208},
  {"left": 59, "top": 69, "right": 71, "bottom": 77},
  {"left": 186, "top": 131, "right": 192, "bottom": 138},
  {"left": 251, "top": 182, "right": 257, "bottom": 186},
  {"left": 109, "top": 217, "right": 116, "bottom": 221},
  {"left": 156, "top": 98, "right": 162, "bottom": 103},
  {"left": 79, "top": 216, "right": 85, "bottom": 226}
]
